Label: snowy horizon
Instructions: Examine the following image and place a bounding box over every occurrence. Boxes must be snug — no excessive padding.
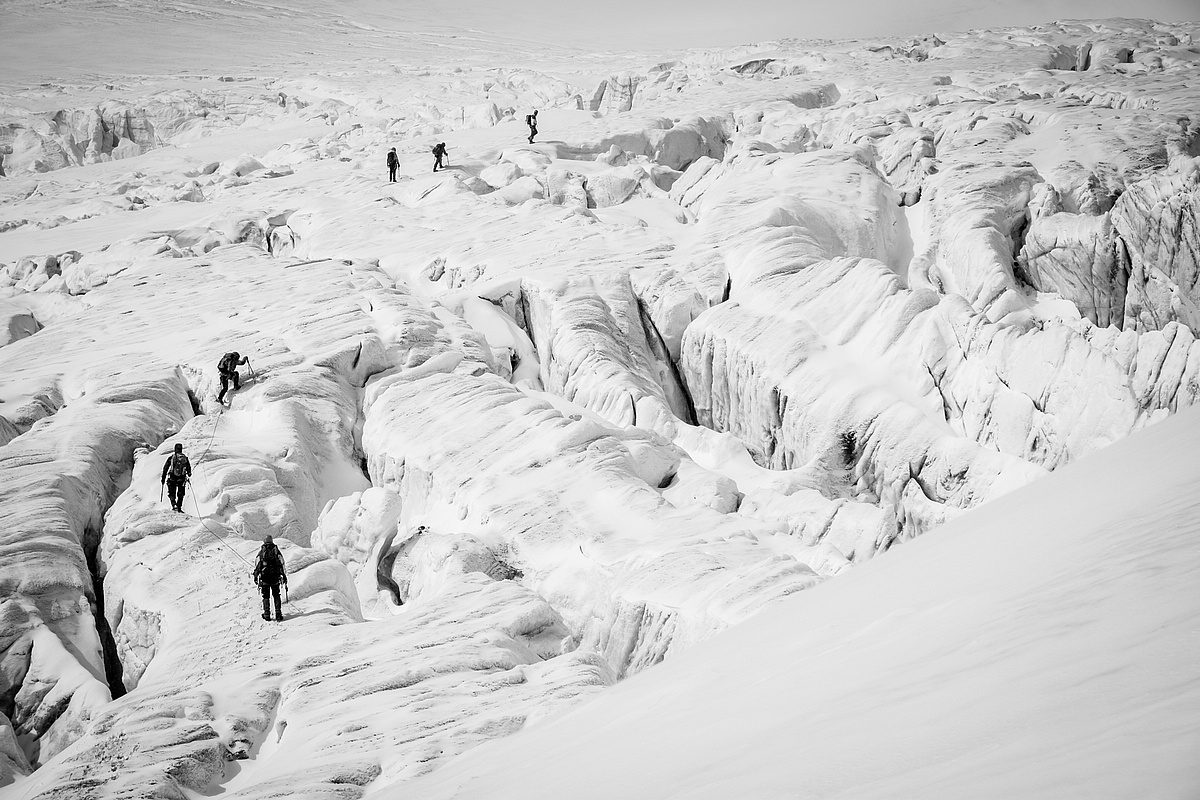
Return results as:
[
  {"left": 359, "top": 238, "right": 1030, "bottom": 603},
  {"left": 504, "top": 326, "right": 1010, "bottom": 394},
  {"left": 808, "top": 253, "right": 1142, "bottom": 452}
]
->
[
  {"left": 1, "top": 2, "right": 1198, "bottom": 798},
  {"left": 5, "top": 0, "right": 1200, "bottom": 83}
]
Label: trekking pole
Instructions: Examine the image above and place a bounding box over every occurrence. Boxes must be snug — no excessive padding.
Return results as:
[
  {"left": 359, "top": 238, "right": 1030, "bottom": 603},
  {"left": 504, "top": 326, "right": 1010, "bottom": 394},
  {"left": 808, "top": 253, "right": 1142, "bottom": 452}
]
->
[
  {"left": 159, "top": 482, "right": 164, "bottom": 503},
  {"left": 247, "top": 360, "right": 257, "bottom": 382}
]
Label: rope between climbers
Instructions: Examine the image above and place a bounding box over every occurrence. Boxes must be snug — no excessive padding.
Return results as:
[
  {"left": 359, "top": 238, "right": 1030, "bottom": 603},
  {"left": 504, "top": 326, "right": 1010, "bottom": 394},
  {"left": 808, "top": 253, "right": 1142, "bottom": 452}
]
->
[{"left": 187, "top": 407, "right": 254, "bottom": 568}]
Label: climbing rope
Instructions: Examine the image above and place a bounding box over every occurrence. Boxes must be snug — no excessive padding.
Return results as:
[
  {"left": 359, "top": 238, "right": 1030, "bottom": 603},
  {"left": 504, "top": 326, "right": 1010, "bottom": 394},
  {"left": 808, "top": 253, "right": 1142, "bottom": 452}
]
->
[
  {"left": 188, "top": 487, "right": 254, "bottom": 568},
  {"left": 197, "top": 406, "right": 224, "bottom": 464},
  {"left": 183, "top": 406, "right": 255, "bottom": 569}
]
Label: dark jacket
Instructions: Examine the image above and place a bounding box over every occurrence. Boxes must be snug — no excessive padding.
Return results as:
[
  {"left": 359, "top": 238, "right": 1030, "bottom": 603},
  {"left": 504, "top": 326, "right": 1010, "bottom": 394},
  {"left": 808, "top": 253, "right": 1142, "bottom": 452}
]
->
[
  {"left": 253, "top": 542, "right": 287, "bottom": 587},
  {"left": 161, "top": 452, "right": 192, "bottom": 484},
  {"left": 219, "top": 352, "right": 247, "bottom": 375}
]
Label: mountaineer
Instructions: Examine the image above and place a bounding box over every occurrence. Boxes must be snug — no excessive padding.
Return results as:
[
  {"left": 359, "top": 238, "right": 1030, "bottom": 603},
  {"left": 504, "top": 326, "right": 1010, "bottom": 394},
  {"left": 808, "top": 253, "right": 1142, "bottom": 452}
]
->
[
  {"left": 252, "top": 535, "right": 288, "bottom": 622},
  {"left": 526, "top": 110, "right": 538, "bottom": 143},
  {"left": 160, "top": 443, "right": 192, "bottom": 513},
  {"left": 387, "top": 147, "right": 399, "bottom": 182},
  {"left": 217, "top": 351, "right": 251, "bottom": 405}
]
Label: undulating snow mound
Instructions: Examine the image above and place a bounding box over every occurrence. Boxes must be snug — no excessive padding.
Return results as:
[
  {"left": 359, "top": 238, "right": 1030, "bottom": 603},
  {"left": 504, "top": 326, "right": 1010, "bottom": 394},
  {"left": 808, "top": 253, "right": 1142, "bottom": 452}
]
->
[
  {"left": 376, "top": 402, "right": 1200, "bottom": 800},
  {"left": 1, "top": 7, "right": 1198, "bottom": 798},
  {"left": 0, "top": 369, "right": 192, "bottom": 765},
  {"left": 1112, "top": 164, "right": 1200, "bottom": 331},
  {"left": 0, "top": 246, "right": 824, "bottom": 795},
  {"left": 0, "top": 253, "right": 610, "bottom": 796},
  {"left": 362, "top": 367, "right": 823, "bottom": 676}
]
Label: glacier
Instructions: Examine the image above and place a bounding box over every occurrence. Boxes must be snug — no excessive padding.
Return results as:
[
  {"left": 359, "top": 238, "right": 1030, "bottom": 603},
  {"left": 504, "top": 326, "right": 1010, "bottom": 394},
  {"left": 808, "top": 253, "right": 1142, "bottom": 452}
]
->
[{"left": 0, "top": 5, "right": 1198, "bottom": 798}]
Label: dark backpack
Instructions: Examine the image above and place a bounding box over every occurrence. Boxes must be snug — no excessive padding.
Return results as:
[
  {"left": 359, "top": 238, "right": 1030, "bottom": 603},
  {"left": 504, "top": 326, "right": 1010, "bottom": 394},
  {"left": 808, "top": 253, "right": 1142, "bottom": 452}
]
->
[
  {"left": 526, "top": 114, "right": 534, "bottom": 126},
  {"left": 387, "top": 150, "right": 398, "bottom": 167},
  {"left": 257, "top": 544, "right": 285, "bottom": 583},
  {"left": 219, "top": 352, "right": 239, "bottom": 373},
  {"left": 432, "top": 143, "right": 445, "bottom": 156},
  {"left": 168, "top": 453, "right": 188, "bottom": 479}
]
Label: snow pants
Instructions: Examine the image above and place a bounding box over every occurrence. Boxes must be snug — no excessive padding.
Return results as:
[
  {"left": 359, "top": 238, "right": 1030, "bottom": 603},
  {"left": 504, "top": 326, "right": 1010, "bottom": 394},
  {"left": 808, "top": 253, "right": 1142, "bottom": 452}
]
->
[
  {"left": 166, "top": 479, "right": 186, "bottom": 512},
  {"left": 218, "top": 370, "right": 240, "bottom": 402},
  {"left": 260, "top": 581, "right": 282, "bottom": 621},
  {"left": 388, "top": 165, "right": 397, "bottom": 182}
]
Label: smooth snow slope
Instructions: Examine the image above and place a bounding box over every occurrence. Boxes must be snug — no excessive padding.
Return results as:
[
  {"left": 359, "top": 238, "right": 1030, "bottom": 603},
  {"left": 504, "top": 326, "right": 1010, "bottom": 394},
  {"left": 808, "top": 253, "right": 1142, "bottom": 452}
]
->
[{"left": 379, "top": 404, "right": 1200, "bottom": 800}]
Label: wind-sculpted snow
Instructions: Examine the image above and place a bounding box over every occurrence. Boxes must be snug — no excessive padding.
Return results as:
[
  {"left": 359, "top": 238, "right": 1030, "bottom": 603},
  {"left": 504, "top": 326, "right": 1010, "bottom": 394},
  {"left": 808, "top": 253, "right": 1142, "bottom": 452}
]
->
[
  {"left": 0, "top": 251, "right": 421, "bottom": 774},
  {"left": 1018, "top": 186, "right": 1129, "bottom": 328},
  {"left": 29, "top": 455, "right": 611, "bottom": 800},
  {"left": 0, "top": 371, "right": 192, "bottom": 766},
  {"left": 521, "top": 272, "right": 691, "bottom": 430},
  {"left": 1016, "top": 157, "right": 1200, "bottom": 333},
  {"left": 2, "top": 7, "right": 1200, "bottom": 798},
  {"left": 0, "top": 252, "right": 616, "bottom": 797},
  {"left": 374, "top": 402, "right": 1200, "bottom": 800},
  {"left": 361, "top": 367, "right": 824, "bottom": 677},
  {"left": 680, "top": 263, "right": 1045, "bottom": 551},
  {"left": 1113, "top": 164, "right": 1200, "bottom": 332},
  {"left": 915, "top": 158, "right": 1039, "bottom": 321},
  {"left": 0, "top": 92, "right": 279, "bottom": 175},
  {"left": 0, "top": 240, "right": 825, "bottom": 794},
  {"left": 669, "top": 133, "right": 1199, "bottom": 547}
]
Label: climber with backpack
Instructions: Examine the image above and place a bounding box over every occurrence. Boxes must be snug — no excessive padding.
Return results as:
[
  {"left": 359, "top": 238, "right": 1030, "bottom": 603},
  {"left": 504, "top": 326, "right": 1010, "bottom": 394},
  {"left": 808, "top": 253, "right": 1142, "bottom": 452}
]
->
[
  {"left": 252, "top": 535, "right": 288, "bottom": 622},
  {"left": 432, "top": 142, "right": 447, "bottom": 172},
  {"left": 160, "top": 443, "right": 192, "bottom": 513},
  {"left": 526, "top": 110, "right": 538, "bottom": 144},
  {"left": 386, "top": 147, "right": 399, "bottom": 182},
  {"left": 217, "top": 351, "right": 250, "bottom": 405}
]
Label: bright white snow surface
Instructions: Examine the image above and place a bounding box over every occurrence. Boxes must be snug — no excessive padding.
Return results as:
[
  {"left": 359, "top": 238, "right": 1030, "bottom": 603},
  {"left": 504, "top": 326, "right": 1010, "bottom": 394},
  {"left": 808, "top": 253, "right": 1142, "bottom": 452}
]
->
[
  {"left": 381, "top": 402, "right": 1200, "bottom": 800},
  {"left": 1, "top": 4, "right": 1199, "bottom": 798}
]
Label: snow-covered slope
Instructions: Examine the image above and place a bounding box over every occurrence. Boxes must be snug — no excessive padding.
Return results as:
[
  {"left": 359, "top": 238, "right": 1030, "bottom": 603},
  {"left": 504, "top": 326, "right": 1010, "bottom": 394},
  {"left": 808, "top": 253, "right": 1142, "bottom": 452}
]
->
[
  {"left": 1, "top": 4, "right": 1198, "bottom": 798},
  {"left": 379, "top": 401, "right": 1200, "bottom": 800}
]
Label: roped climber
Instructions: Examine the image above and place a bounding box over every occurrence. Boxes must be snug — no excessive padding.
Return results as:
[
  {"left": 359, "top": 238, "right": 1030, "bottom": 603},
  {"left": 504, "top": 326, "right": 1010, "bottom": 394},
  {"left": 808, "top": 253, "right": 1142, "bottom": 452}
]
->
[
  {"left": 217, "top": 351, "right": 250, "bottom": 405},
  {"left": 252, "top": 535, "right": 288, "bottom": 622},
  {"left": 160, "top": 443, "right": 191, "bottom": 513}
]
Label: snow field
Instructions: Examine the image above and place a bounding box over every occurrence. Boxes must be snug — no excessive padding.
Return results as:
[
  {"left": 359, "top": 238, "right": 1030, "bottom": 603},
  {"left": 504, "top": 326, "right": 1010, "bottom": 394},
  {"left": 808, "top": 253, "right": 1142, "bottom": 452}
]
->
[
  {"left": 0, "top": 9, "right": 1199, "bottom": 799},
  {"left": 379, "top": 402, "right": 1200, "bottom": 800}
]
